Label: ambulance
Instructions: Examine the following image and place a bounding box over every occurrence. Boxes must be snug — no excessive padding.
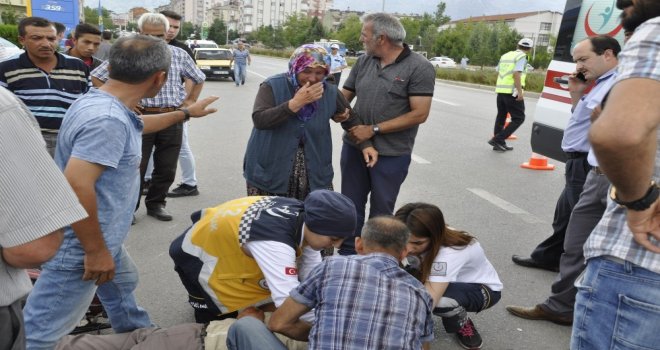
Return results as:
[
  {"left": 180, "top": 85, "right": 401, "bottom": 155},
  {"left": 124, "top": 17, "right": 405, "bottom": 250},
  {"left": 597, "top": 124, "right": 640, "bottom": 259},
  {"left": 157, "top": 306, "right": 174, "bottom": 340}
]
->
[{"left": 530, "top": 0, "right": 626, "bottom": 161}]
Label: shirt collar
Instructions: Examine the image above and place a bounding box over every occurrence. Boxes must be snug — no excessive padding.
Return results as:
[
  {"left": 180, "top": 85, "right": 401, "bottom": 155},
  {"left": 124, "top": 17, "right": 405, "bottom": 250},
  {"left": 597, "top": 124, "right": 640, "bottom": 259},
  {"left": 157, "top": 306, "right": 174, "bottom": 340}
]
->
[
  {"left": 19, "top": 51, "right": 66, "bottom": 69},
  {"left": 370, "top": 43, "right": 412, "bottom": 64},
  {"left": 595, "top": 68, "right": 617, "bottom": 85}
]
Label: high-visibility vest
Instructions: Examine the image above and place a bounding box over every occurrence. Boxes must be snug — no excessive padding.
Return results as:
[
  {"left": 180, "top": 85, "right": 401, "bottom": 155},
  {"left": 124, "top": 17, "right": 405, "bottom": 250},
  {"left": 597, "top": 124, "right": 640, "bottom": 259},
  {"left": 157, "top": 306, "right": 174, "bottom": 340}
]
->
[{"left": 495, "top": 50, "right": 528, "bottom": 94}]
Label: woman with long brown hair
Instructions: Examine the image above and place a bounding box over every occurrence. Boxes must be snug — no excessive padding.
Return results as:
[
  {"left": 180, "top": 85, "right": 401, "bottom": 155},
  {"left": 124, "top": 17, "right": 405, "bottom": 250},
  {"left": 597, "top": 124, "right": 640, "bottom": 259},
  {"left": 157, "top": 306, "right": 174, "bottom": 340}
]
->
[{"left": 395, "top": 202, "right": 502, "bottom": 350}]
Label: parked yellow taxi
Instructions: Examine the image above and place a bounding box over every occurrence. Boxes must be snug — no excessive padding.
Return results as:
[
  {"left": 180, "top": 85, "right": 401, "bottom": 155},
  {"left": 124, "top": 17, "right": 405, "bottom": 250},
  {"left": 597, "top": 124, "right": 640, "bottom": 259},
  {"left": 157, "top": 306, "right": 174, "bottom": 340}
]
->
[{"left": 194, "top": 48, "right": 234, "bottom": 81}]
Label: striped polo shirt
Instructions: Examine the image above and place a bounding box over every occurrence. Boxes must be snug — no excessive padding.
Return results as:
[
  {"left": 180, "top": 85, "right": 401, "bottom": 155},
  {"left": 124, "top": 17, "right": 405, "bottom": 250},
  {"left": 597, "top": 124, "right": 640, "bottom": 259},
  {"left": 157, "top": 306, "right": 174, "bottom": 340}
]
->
[{"left": 0, "top": 52, "right": 91, "bottom": 132}]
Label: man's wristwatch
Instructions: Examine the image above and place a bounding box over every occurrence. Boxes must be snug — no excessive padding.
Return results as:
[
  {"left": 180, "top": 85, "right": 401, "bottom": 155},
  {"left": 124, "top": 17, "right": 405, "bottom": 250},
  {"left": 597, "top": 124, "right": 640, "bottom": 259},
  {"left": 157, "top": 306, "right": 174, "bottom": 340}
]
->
[
  {"left": 178, "top": 107, "right": 191, "bottom": 121},
  {"left": 609, "top": 181, "right": 660, "bottom": 211},
  {"left": 372, "top": 124, "right": 380, "bottom": 135}
]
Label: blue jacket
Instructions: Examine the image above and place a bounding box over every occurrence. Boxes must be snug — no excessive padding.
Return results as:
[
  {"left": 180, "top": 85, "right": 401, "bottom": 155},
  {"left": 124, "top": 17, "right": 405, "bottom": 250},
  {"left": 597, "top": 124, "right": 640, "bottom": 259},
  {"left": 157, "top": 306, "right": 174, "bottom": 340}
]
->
[{"left": 243, "top": 73, "right": 337, "bottom": 194}]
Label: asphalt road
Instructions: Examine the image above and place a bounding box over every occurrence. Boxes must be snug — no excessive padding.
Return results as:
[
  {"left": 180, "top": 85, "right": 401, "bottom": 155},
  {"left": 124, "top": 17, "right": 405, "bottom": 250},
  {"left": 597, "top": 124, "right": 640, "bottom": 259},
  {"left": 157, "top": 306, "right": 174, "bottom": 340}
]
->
[{"left": 126, "top": 55, "right": 572, "bottom": 349}]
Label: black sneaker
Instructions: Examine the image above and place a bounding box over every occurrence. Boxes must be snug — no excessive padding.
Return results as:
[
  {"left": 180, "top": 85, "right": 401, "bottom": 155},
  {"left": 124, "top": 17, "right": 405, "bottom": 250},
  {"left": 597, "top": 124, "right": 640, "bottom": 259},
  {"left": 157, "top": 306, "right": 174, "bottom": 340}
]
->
[
  {"left": 456, "top": 318, "right": 482, "bottom": 349},
  {"left": 488, "top": 139, "right": 506, "bottom": 152},
  {"left": 167, "top": 183, "right": 199, "bottom": 197}
]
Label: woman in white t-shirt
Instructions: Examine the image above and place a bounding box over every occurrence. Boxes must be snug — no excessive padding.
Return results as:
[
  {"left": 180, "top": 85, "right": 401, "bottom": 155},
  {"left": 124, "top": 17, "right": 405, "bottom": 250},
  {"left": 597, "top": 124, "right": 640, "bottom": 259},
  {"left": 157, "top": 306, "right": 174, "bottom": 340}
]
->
[{"left": 395, "top": 202, "right": 503, "bottom": 350}]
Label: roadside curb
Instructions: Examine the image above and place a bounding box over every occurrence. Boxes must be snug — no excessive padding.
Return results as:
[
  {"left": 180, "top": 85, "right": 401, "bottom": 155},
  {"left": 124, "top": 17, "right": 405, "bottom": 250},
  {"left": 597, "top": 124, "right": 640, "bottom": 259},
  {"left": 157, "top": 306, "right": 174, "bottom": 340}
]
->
[{"left": 435, "top": 78, "right": 541, "bottom": 99}]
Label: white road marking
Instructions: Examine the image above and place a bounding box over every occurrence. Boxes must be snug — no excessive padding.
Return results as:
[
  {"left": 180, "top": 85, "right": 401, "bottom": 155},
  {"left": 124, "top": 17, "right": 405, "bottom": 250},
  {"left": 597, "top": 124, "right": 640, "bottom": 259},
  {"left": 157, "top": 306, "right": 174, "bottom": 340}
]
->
[
  {"left": 432, "top": 98, "right": 460, "bottom": 106},
  {"left": 411, "top": 153, "right": 431, "bottom": 164},
  {"left": 248, "top": 70, "right": 268, "bottom": 79},
  {"left": 467, "top": 188, "right": 545, "bottom": 224}
]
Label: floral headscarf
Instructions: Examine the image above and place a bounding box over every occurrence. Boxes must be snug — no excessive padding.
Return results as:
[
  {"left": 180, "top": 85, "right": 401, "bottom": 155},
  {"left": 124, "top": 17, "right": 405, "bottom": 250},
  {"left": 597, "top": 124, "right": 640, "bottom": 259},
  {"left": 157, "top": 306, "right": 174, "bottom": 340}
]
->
[{"left": 287, "top": 44, "right": 330, "bottom": 122}]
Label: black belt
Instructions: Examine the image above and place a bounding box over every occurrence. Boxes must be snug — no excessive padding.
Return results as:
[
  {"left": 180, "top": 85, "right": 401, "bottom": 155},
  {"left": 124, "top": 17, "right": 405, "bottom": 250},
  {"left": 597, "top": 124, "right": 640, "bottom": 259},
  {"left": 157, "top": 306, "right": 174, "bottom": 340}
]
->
[{"left": 565, "top": 151, "right": 588, "bottom": 159}]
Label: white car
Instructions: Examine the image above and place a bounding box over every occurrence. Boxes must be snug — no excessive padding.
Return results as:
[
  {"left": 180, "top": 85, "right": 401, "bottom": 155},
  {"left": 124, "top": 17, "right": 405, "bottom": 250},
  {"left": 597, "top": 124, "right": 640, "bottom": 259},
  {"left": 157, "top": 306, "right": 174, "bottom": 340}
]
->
[
  {"left": 0, "top": 38, "right": 23, "bottom": 62},
  {"left": 429, "top": 56, "right": 457, "bottom": 69}
]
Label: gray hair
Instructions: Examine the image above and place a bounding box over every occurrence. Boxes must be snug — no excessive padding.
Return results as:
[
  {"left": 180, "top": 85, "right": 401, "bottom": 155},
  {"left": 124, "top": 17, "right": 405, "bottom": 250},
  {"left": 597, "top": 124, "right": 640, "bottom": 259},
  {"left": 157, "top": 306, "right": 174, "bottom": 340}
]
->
[
  {"left": 362, "top": 12, "right": 406, "bottom": 46},
  {"left": 137, "top": 12, "right": 169, "bottom": 33},
  {"left": 361, "top": 216, "right": 410, "bottom": 254},
  {"left": 108, "top": 35, "right": 171, "bottom": 84}
]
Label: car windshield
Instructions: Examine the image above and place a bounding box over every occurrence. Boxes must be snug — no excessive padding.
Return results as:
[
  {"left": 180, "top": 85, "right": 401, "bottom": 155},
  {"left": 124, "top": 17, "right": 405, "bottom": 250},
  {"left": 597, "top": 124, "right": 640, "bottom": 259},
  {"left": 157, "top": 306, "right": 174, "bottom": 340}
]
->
[{"left": 197, "top": 50, "right": 231, "bottom": 60}]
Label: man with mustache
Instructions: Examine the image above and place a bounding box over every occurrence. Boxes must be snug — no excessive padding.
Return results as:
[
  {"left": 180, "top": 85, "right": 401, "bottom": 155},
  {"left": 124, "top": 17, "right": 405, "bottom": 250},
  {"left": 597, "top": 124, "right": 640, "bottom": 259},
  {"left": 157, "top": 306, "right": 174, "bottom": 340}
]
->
[{"left": 0, "top": 17, "right": 91, "bottom": 156}]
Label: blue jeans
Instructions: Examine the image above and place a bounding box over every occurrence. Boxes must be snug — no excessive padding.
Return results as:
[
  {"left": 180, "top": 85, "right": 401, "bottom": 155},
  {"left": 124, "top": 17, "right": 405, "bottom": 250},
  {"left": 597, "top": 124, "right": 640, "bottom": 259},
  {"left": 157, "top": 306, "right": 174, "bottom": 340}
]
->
[
  {"left": 226, "top": 317, "right": 287, "bottom": 350},
  {"left": 434, "top": 283, "right": 501, "bottom": 333},
  {"left": 571, "top": 256, "right": 660, "bottom": 350},
  {"left": 234, "top": 63, "right": 247, "bottom": 85},
  {"left": 339, "top": 143, "right": 411, "bottom": 255},
  {"left": 24, "top": 246, "right": 152, "bottom": 350}
]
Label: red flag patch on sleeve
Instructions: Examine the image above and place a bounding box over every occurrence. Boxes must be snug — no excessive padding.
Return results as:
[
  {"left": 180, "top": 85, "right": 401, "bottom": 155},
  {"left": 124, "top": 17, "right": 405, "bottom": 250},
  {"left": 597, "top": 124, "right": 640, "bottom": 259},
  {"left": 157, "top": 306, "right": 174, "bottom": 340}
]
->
[{"left": 285, "top": 267, "right": 298, "bottom": 275}]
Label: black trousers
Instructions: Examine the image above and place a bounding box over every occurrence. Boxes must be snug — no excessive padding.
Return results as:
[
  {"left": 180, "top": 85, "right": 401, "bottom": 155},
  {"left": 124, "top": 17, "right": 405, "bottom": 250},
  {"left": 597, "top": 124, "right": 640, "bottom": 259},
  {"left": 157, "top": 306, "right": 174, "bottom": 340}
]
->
[
  {"left": 139, "top": 120, "right": 183, "bottom": 209},
  {"left": 530, "top": 156, "right": 591, "bottom": 267},
  {"left": 493, "top": 93, "right": 525, "bottom": 143}
]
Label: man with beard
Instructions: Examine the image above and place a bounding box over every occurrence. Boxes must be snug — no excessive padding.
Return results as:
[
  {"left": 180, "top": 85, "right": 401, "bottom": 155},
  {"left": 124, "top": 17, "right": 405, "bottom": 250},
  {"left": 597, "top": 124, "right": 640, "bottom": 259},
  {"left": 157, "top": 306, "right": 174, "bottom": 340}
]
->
[
  {"left": 571, "top": 0, "right": 660, "bottom": 348},
  {"left": 338, "top": 12, "right": 435, "bottom": 255}
]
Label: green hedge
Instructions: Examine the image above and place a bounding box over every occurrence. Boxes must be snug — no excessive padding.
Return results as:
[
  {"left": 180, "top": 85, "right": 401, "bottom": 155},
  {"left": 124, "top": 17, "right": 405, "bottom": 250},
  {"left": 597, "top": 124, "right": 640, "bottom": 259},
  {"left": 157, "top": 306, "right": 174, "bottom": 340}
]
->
[
  {"left": 434, "top": 68, "right": 545, "bottom": 93},
  {"left": 0, "top": 24, "right": 19, "bottom": 45}
]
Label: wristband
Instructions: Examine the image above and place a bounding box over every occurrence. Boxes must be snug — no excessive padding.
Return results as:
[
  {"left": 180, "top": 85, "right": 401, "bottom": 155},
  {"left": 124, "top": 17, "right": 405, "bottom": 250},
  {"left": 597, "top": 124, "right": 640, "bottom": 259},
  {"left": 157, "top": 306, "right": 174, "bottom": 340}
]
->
[
  {"left": 610, "top": 181, "right": 659, "bottom": 211},
  {"left": 178, "top": 107, "right": 191, "bottom": 121}
]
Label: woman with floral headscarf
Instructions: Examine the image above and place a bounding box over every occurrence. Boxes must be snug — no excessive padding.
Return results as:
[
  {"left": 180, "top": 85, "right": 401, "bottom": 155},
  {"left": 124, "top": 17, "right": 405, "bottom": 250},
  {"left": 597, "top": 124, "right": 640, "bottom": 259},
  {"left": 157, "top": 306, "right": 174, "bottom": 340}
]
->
[{"left": 243, "top": 44, "right": 377, "bottom": 200}]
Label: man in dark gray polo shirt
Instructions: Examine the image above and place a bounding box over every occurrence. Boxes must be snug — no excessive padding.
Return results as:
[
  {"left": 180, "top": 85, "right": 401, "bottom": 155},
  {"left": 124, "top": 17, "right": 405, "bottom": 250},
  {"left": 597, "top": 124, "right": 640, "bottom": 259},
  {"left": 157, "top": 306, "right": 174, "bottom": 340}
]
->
[{"left": 339, "top": 12, "right": 435, "bottom": 255}]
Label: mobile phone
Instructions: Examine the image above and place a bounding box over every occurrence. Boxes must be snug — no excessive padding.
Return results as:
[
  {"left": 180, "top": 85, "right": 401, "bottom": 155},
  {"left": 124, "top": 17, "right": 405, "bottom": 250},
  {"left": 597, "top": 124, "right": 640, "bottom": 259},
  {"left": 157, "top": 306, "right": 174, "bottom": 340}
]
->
[
  {"left": 553, "top": 77, "right": 569, "bottom": 84},
  {"left": 553, "top": 73, "right": 587, "bottom": 85}
]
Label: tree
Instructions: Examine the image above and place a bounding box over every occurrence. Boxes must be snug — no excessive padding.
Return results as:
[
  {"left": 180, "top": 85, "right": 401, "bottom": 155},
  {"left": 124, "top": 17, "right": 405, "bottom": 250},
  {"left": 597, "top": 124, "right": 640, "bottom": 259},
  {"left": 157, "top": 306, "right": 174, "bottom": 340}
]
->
[
  {"left": 309, "top": 17, "right": 326, "bottom": 41},
  {"left": 250, "top": 25, "right": 287, "bottom": 49},
  {"left": 82, "top": 6, "right": 115, "bottom": 30},
  {"left": 282, "top": 13, "right": 313, "bottom": 47},
  {"left": 207, "top": 18, "right": 226, "bottom": 45},
  {"left": 179, "top": 22, "right": 197, "bottom": 40},
  {"left": 334, "top": 14, "right": 362, "bottom": 51},
  {"left": 434, "top": 2, "right": 451, "bottom": 26},
  {"left": 1, "top": 8, "right": 18, "bottom": 25}
]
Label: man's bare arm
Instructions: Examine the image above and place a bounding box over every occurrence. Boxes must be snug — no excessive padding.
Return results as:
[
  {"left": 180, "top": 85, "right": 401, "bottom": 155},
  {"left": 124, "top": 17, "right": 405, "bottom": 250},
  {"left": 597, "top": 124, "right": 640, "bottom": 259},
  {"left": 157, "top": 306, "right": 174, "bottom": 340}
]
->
[
  {"left": 590, "top": 78, "right": 660, "bottom": 252},
  {"left": 268, "top": 297, "right": 312, "bottom": 341},
  {"left": 64, "top": 158, "right": 115, "bottom": 285},
  {"left": 590, "top": 78, "right": 660, "bottom": 199},
  {"left": 2, "top": 230, "right": 64, "bottom": 268},
  {"left": 347, "top": 95, "right": 432, "bottom": 144}
]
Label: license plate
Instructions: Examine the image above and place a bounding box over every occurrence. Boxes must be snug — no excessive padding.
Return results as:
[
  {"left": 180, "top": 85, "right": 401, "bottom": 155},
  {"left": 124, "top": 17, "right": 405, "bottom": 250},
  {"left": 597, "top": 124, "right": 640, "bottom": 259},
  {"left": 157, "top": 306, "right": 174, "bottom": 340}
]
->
[{"left": 214, "top": 71, "right": 228, "bottom": 75}]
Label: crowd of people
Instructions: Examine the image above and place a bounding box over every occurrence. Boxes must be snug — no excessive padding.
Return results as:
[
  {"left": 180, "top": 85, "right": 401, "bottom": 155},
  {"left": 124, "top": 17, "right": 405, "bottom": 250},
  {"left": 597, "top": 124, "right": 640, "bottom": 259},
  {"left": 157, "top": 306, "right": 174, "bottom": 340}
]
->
[{"left": 1, "top": 1, "right": 659, "bottom": 349}]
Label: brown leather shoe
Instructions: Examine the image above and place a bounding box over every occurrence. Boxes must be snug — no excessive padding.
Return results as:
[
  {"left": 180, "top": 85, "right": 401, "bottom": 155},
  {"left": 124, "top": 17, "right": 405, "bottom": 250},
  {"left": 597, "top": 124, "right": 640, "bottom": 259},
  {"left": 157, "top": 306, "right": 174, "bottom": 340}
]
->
[{"left": 506, "top": 304, "right": 572, "bottom": 326}]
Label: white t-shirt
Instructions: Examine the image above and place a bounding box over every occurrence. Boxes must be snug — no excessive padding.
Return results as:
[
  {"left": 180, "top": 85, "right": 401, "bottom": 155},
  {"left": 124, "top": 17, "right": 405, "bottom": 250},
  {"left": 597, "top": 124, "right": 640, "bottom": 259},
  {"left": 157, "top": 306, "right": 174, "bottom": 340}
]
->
[
  {"left": 427, "top": 241, "right": 503, "bottom": 291},
  {"left": 243, "top": 227, "right": 321, "bottom": 322}
]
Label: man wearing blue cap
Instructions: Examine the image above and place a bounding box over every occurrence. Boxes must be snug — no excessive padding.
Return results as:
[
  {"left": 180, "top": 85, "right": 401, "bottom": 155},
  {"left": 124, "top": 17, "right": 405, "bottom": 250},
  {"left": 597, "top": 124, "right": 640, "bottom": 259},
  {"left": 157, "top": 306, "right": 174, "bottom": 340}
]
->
[{"left": 169, "top": 189, "right": 357, "bottom": 323}]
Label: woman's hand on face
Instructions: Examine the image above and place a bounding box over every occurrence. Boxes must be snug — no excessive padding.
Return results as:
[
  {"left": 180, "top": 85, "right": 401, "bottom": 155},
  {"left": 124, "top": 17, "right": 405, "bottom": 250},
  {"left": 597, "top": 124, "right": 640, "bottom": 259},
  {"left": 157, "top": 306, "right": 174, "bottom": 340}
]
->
[
  {"left": 295, "top": 81, "right": 324, "bottom": 104},
  {"left": 288, "top": 82, "right": 325, "bottom": 113}
]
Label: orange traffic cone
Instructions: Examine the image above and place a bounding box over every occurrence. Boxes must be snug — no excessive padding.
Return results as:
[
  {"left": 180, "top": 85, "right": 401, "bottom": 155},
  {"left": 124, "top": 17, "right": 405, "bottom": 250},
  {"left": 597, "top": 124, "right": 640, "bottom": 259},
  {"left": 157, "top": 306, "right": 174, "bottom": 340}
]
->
[
  {"left": 521, "top": 152, "right": 555, "bottom": 170},
  {"left": 505, "top": 113, "right": 518, "bottom": 140}
]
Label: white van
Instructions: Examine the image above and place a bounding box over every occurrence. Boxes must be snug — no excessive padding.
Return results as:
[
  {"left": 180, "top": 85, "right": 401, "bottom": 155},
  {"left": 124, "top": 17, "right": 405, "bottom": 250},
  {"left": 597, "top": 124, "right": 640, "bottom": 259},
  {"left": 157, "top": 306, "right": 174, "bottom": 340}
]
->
[
  {"left": 530, "top": 0, "right": 626, "bottom": 161},
  {"left": 185, "top": 40, "right": 219, "bottom": 49}
]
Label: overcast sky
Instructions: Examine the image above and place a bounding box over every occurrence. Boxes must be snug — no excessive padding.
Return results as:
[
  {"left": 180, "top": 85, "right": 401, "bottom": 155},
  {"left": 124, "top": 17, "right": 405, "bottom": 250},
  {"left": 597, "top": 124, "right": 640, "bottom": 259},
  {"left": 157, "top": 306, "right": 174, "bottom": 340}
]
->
[{"left": 96, "top": 0, "right": 567, "bottom": 19}]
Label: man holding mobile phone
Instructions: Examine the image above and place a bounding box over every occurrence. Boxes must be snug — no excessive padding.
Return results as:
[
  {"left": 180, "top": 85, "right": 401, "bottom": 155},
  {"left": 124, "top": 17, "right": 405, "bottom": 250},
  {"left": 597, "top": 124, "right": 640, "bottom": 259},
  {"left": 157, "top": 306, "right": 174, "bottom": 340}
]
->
[{"left": 507, "top": 35, "right": 621, "bottom": 324}]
